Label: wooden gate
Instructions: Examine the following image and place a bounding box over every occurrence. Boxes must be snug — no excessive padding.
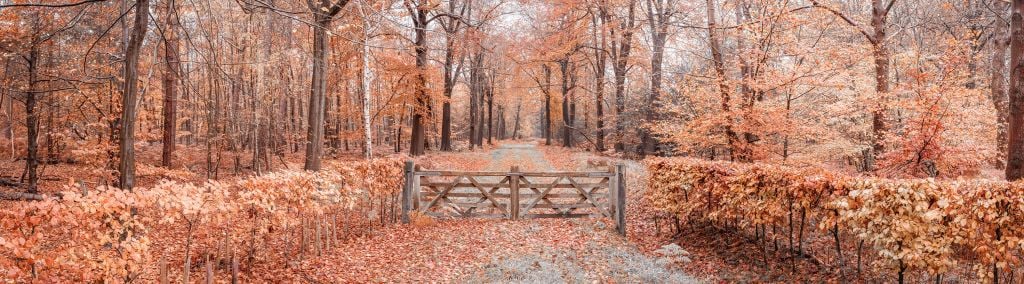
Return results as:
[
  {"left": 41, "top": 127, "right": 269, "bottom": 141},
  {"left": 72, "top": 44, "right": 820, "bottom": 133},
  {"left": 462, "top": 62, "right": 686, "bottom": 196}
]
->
[{"left": 400, "top": 161, "right": 627, "bottom": 235}]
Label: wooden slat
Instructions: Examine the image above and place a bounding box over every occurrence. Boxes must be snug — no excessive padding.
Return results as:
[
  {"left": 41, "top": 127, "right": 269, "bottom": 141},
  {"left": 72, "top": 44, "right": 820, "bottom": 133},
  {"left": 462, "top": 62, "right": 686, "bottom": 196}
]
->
[
  {"left": 421, "top": 192, "right": 512, "bottom": 198},
  {"left": 521, "top": 213, "right": 604, "bottom": 219},
  {"left": 530, "top": 203, "right": 601, "bottom": 209},
  {"left": 452, "top": 202, "right": 508, "bottom": 208},
  {"left": 419, "top": 182, "right": 608, "bottom": 189},
  {"left": 518, "top": 193, "right": 607, "bottom": 199},
  {"left": 420, "top": 192, "right": 609, "bottom": 200},
  {"left": 414, "top": 170, "right": 614, "bottom": 178},
  {"left": 424, "top": 212, "right": 507, "bottom": 219}
]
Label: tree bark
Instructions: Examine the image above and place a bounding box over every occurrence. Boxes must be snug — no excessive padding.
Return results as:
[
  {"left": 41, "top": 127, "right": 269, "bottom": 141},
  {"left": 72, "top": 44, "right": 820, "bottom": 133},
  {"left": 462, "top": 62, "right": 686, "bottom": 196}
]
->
[
  {"left": 1006, "top": 0, "right": 1024, "bottom": 180},
  {"left": 993, "top": 2, "right": 1011, "bottom": 169},
  {"left": 591, "top": 10, "right": 607, "bottom": 152},
  {"left": 439, "top": 0, "right": 467, "bottom": 151},
  {"left": 409, "top": 3, "right": 429, "bottom": 156},
  {"left": 608, "top": 0, "right": 636, "bottom": 152},
  {"left": 643, "top": 0, "right": 671, "bottom": 156},
  {"left": 868, "top": 0, "right": 892, "bottom": 169},
  {"left": 23, "top": 46, "right": 39, "bottom": 193},
  {"left": 304, "top": 0, "right": 349, "bottom": 170},
  {"left": 162, "top": 0, "right": 180, "bottom": 168},
  {"left": 543, "top": 64, "right": 553, "bottom": 145},
  {"left": 487, "top": 73, "right": 494, "bottom": 145},
  {"left": 118, "top": 0, "right": 151, "bottom": 190},
  {"left": 560, "top": 58, "right": 573, "bottom": 147},
  {"left": 706, "top": 0, "right": 740, "bottom": 161},
  {"left": 358, "top": 1, "right": 374, "bottom": 159}
]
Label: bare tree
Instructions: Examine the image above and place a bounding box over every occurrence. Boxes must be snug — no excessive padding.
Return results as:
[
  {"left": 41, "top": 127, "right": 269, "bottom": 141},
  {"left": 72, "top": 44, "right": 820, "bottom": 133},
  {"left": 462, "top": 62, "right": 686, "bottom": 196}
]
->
[
  {"left": 1006, "top": 0, "right": 1024, "bottom": 180},
  {"left": 304, "top": 0, "right": 350, "bottom": 170},
  {"left": 162, "top": 0, "right": 181, "bottom": 167},
  {"left": 118, "top": 0, "right": 152, "bottom": 190}
]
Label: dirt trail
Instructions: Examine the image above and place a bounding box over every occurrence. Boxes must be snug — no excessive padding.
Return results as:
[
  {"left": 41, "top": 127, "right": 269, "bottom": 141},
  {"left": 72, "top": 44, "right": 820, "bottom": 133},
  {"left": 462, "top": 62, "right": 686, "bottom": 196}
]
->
[{"left": 484, "top": 143, "right": 556, "bottom": 171}]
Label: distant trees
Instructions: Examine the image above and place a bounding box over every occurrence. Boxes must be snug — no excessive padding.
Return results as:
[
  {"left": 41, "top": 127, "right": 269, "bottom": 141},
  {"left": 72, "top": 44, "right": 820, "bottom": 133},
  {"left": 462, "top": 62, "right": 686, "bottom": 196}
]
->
[{"left": 3, "top": 0, "right": 1024, "bottom": 190}]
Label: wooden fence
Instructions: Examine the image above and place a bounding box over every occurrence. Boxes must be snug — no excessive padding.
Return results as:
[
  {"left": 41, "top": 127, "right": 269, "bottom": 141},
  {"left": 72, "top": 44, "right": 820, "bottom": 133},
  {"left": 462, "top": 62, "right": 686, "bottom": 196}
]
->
[{"left": 400, "top": 161, "right": 627, "bottom": 235}]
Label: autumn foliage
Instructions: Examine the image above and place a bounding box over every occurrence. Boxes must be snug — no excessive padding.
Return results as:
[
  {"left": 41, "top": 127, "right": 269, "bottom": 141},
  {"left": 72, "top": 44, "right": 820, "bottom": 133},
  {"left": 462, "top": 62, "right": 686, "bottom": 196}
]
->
[
  {"left": 0, "top": 158, "right": 403, "bottom": 282},
  {"left": 647, "top": 157, "right": 1024, "bottom": 282}
]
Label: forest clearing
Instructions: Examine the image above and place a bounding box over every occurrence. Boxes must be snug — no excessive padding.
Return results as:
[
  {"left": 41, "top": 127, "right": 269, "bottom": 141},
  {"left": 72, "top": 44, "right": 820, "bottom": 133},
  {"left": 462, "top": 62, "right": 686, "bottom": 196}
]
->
[{"left": 4, "top": 0, "right": 1024, "bottom": 283}]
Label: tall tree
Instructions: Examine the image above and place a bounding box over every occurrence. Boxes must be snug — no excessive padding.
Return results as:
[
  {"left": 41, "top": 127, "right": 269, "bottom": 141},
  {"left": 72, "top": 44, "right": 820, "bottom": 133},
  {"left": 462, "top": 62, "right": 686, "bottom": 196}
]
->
[
  {"left": 705, "top": 0, "right": 739, "bottom": 161},
  {"left": 162, "top": 0, "right": 181, "bottom": 167},
  {"left": 304, "top": 0, "right": 350, "bottom": 171},
  {"left": 589, "top": 7, "right": 607, "bottom": 152},
  {"left": 606, "top": 0, "right": 636, "bottom": 152},
  {"left": 642, "top": 0, "right": 673, "bottom": 156},
  {"left": 406, "top": 0, "right": 430, "bottom": 156},
  {"left": 1006, "top": 0, "right": 1024, "bottom": 180},
  {"left": 357, "top": 0, "right": 376, "bottom": 159},
  {"left": 993, "top": 1, "right": 1011, "bottom": 169},
  {"left": 811, "top": 0, "right": 897, "bottom": 169},
  {"left": 118, "top": 0, "right": 152, "bottom": 190},
  {"left": 439, "top": 0, "right": 469, "bottom": 151}
]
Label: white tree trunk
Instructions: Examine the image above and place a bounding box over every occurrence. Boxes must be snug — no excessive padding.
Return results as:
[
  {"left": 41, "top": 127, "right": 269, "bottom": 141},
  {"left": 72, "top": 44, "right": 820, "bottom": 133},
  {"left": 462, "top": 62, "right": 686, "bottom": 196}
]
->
[{"left": 359, "top": 0, "right": 374, "bottom": 159}]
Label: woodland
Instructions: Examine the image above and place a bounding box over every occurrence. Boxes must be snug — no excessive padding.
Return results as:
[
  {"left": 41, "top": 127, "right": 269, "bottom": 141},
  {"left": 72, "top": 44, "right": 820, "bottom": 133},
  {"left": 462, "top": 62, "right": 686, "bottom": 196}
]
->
[{"left": 3, "top": 0, "right": 1024, "bottom": 283}]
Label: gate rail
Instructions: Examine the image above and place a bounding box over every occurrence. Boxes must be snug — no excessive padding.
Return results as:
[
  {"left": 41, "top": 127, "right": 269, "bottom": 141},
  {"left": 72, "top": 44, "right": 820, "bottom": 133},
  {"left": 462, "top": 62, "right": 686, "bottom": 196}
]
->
[{"left": 400, "top": 161, "right": 627, "bottom": 236}]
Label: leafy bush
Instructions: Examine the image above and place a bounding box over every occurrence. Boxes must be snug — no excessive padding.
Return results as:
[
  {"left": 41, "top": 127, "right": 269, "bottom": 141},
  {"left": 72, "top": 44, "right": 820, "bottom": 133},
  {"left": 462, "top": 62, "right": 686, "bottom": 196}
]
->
[{"left": 646, "top": 157, "right": 1024, "bottom": 282}]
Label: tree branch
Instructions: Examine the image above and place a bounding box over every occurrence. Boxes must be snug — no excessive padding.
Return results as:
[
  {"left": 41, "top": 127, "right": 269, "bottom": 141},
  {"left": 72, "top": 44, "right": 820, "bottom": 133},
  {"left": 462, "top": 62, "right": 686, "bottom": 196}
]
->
[{"left": 0, "top": 0, "right": 107, "bottom": 9}]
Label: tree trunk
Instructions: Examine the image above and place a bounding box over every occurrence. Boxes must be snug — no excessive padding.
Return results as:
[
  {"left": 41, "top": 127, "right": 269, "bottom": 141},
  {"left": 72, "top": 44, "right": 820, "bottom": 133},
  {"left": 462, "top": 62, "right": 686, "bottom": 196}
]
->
[
  {"left": 544, "top": 64, "right": 553, "bottom": 145},
  {"left": 409, "top": 7, "right": 429, "bottom": 156},
  {"left": 993, "top": 2, "right": 1011, "bottom": 169},
  {"left": 592, "top": 11, "right": 607, "bottom": 152},
  {"left": 560, "top": 58, "right": 573, "bottom": 147},
  {"left": 118, "top": 0, "right": 151, "bottom": 190},
  {"left": 162, "top": 0, "right": 180, "bottom": 168},
  {"left": 609, "top": 1, "right": 635, "bottom": 152},
  {"left": 304, "top": 17, "right": 329, "bottom": 171},
  {"left": 706, "top": 0, "right": 740, "bottom": 161},
  {"left": 513, "top": 101, "right": 521, "bottom": 139},
  {"left": 1006, "top": 0, "right": 1024, "bottom": 181},
  {"left": 868, "top": 0, "right": 891, "bottom": 170},
  {"left": 358, "top": 2, "right": 374, "bottom": 159},
  {"left": 304, "top": 0, "right": 349, "bottom": 169},
  {"left": 23, "top": 46, "right": 39, "bottom": 193},
  {"left": 487, "top": 74, "right": 494, "bottom": 145},
  {"left": 643, "top": 0, "right": 671, "bottom": 156}
]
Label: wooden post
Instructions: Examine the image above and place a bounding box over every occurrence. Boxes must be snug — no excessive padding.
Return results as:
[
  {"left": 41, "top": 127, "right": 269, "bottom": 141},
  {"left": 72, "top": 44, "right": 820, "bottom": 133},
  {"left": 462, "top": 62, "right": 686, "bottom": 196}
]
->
[
  {"left": 413, "top": 165, "right": 422, "bottom": 210},
  {"left": 510, "top": 166, "right": 520, "bottom": 220},
  {"left": 401, "top": 160, "right": 414, "bottom": 223},
  {"left": 614, "top": 163, "right": 626, "bottom": 236}
]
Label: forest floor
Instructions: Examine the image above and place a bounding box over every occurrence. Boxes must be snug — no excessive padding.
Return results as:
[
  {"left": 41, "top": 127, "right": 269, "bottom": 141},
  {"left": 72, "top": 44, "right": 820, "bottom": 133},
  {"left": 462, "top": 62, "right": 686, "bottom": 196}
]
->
[{"left": 298, "top": 143, "right": 699, "bottom": 283}]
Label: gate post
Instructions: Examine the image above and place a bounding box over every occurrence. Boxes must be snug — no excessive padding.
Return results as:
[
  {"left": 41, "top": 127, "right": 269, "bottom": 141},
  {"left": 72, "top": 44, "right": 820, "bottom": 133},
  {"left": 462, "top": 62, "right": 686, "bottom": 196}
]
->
[
  {"left": 614, "top": 164, "right": 626, "bottom": 236},
  {"left": 401, "top": 160, "right": 414, "bottom": 224},
  {"left": 510, "top": 166, "right": 520, "bottom": 220}
]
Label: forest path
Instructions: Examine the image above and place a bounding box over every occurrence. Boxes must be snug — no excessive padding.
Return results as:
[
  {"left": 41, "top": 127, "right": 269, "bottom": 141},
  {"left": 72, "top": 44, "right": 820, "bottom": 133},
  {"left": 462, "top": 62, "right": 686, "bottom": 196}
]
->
[
  {"left": 301, "top": 143, "right": 699, "bottom": 283},
  {"left": 483, "top": 143, "right": 556, "bottom": 171},
  {"left": 468, "top": 143, "right": 699, "bottom": 283}
]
